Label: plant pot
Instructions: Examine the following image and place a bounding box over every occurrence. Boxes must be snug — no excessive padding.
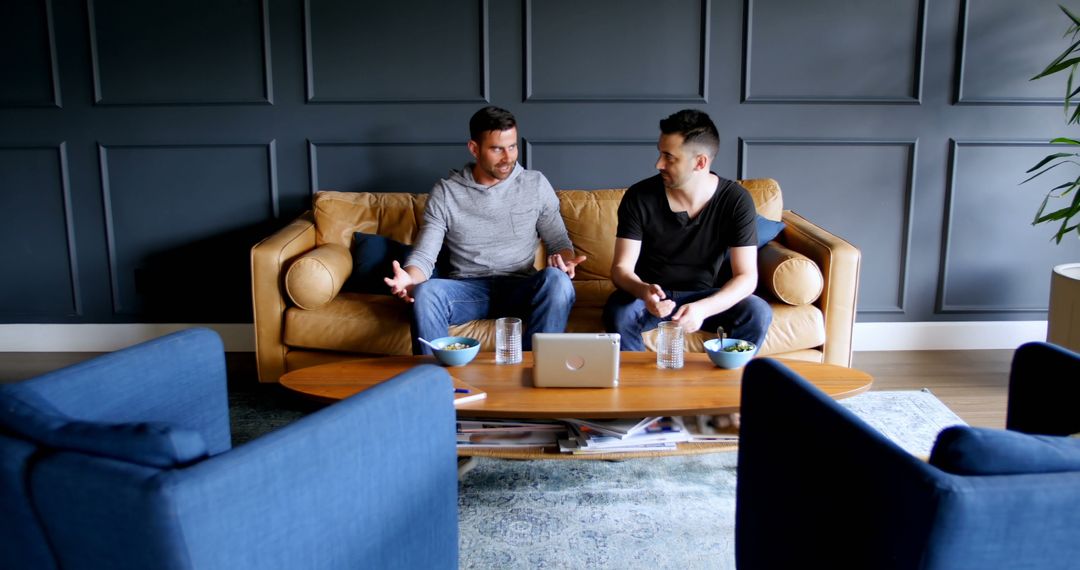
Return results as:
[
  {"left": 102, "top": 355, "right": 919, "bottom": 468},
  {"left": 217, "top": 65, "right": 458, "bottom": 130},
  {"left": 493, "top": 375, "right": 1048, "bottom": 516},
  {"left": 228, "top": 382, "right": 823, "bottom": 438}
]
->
[{"left": 1048, "top": 263, "right": 1080, "bottom": 353}]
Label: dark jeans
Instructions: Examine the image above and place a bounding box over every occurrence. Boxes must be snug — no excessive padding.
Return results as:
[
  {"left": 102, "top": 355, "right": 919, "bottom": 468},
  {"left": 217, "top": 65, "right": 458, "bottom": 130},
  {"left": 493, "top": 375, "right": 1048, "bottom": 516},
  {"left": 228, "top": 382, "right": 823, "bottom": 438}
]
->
[
  {"left": 410, "top": 267, "right": 575, "bottom": 355},
  {"left": 602, "top": 288, "right": 772, "bottom": 351}
]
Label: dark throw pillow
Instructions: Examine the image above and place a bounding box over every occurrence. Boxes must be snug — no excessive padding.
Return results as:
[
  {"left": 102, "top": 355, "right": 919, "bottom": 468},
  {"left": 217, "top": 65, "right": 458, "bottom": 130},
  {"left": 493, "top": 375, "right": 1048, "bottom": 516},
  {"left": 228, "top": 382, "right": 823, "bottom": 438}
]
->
[
  {"left": 929, "top": 425, "right": 1080, "bottom": 476},
  {"left": 716, "top": 214, "right": 787, "bottom": 285},
  {"left": 345, "top": 233, "right": 412, "bottom": 294},
  {"left": 755, "top": 215, "right": 786, "bottom": 247}
]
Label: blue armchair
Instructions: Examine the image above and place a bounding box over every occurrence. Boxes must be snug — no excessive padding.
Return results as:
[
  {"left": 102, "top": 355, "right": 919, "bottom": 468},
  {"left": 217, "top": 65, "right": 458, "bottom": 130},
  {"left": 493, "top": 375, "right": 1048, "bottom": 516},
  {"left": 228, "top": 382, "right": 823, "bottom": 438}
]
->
[
  {"left": 736, "top": 343, "right": 1080, "bottom": 570},
  {"left": 0, "top": 328, "right": 459, "bottom": 570}
]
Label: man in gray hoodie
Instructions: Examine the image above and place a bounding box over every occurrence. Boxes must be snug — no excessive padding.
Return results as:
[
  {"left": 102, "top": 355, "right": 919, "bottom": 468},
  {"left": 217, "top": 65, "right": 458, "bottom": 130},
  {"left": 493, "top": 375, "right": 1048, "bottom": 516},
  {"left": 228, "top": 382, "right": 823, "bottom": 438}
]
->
[{"left": 385, "top": 106, "right": 586, "bottom": 354}]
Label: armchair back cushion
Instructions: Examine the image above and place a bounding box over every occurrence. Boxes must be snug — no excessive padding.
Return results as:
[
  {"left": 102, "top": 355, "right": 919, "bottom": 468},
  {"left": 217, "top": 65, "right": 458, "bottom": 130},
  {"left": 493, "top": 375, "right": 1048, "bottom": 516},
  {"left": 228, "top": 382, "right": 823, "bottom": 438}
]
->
[
  {"left": 0, "top": 391, "right": 208, "bottom": 468},
  {"left": 930, "top": 425, "right": 1080, "bottom": 476}
]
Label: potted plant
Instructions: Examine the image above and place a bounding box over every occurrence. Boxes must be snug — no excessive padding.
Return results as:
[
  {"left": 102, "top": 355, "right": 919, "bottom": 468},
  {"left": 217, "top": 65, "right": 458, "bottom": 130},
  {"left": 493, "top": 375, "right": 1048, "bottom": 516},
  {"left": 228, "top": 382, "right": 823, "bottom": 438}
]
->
[{"left": 1027, "top": 4, "right": 1080, "bottom": 352}]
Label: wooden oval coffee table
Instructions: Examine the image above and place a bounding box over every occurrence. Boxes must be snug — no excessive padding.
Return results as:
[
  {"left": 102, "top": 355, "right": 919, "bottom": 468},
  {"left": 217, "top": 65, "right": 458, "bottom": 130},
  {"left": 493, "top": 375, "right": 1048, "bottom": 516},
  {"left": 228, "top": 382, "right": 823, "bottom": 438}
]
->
[{"left": 280, "top": 352, "right": 873, "bottom": 460}]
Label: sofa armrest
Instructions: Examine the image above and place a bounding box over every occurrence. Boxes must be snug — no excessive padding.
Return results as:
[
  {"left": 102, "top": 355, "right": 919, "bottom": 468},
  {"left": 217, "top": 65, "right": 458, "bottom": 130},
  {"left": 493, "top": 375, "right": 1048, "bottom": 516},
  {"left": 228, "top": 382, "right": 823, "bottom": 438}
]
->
[
  {"left": 779, "top": 210, "right": 860, "bottom": 367},
  {"left": 251, "top": 211, "right": 316, "bottom": 382}
]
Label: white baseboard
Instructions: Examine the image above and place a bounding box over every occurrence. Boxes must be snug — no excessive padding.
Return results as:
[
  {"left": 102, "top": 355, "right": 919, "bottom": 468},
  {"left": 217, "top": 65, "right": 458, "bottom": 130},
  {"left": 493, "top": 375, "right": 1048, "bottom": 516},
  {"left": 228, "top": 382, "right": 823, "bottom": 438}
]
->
[
  {"left": 0, "top": 321, "right": 1050, "bottom": 353},
  {"left": 852, "top": 321, "right": 1047, "bottom": 351},
  {"left": 0, "top": 324, "right": 255, "bottom": 352}
]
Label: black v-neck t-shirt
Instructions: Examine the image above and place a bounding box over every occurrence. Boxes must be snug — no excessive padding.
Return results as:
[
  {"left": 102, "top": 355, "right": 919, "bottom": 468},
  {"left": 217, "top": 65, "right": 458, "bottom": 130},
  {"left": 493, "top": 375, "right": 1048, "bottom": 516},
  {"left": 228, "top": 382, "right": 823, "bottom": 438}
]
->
[{"left": 616, "top": 174, "right": 757, "bottom": 291}]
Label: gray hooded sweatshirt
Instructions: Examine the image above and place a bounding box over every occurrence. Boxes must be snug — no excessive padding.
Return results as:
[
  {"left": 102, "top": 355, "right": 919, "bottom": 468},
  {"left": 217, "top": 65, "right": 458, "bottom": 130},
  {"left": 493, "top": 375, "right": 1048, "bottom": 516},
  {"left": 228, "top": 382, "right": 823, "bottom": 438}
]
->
[{"left": 405, "top": 162, "right": 573, "bottom": 279}]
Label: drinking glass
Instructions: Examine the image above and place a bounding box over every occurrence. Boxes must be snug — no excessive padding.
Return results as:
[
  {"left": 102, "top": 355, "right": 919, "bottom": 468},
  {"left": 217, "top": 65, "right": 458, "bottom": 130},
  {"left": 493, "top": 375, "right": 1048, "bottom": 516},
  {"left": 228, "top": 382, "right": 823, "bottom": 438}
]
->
[
  {"left": 656, "top": 321, "right": 684, "bottom": 369},
  {"left": 495, "top": 317, "right": 522, "bottom": 364}
]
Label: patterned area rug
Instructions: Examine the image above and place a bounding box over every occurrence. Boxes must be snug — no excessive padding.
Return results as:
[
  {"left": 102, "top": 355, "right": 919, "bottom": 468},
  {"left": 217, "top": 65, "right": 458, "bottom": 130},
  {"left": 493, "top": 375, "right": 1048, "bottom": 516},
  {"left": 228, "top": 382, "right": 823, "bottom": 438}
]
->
[{"left": 457, "top": 389, "right": 966, "bottom": 570}]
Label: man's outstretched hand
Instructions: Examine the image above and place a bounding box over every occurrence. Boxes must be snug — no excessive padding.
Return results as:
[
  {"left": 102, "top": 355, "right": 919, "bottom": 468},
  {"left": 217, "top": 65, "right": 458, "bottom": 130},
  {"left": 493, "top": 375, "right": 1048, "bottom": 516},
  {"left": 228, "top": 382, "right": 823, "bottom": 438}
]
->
[
  {"left": 670, "top": 301, "right": 707, "bottom": 333},
  {"left": 548, "top": 253, "right": 587, "bottom": 278},
  {"left": 644, "top": 283, "right": 675, "bottom": 318},
  {"left": 384, "top": 260, "right": 416, "bottom": 302}
]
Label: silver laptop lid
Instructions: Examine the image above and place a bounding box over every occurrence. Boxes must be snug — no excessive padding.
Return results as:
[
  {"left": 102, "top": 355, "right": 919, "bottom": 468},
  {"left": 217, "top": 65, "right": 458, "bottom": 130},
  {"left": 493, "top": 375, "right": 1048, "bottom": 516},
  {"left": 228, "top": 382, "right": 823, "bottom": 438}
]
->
[{"left": 533, "top": 333, "right": 621, "bottom": 388}]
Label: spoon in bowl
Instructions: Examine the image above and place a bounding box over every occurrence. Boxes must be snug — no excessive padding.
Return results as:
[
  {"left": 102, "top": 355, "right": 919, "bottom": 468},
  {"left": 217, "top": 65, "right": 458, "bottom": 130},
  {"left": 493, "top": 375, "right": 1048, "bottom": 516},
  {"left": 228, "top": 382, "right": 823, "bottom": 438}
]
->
[{"left": 417, "top": 337, "right": 439, "bottom": 351}]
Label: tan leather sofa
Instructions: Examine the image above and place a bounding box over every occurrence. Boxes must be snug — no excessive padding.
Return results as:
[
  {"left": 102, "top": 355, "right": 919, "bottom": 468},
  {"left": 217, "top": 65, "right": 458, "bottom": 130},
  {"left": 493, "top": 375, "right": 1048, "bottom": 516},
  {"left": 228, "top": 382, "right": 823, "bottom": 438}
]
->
[{"left": 251, "top": 179, "right": 860, "bottom": 383}]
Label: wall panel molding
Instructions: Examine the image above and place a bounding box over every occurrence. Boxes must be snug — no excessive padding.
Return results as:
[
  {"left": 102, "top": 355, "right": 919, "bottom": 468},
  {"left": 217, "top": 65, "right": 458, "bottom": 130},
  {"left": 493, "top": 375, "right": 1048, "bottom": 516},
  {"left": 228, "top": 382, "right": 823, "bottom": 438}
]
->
[
  {"left": 98, "top": 142, "right": 278, "bottom": 315},
  {"left": 524, "top": 0, "right": 709, "bottom": 102},
  {"left": 303, "top": 0, "right": 489, "bottom": 103},
  {"left": 522, "top": 138, "right": 656, "bottom": 169},
  {"left": 939, "top": 140, "right": 1074, "bottom": 313},
  {"left": 954, "top": 0, "right": 1064, "bottom": 105},
  {"left": 0, "top": 0, "right": 62, "bottom": 108},
  {"left": 88, "top": 0, "right": 273, "bottom": 105},
  {"left": 740, "top": 138, "right": 917, "bottom": 314},
  {"left": 308, "top": 141, "right": 470, "bottom": 194},
  {"left": 0, "top": 143, "right": 79, "bottom": 316},
  {"left": 521, "top": 139, "right": 659, "bottom": 189},
  {"left": 742, "top": 0, "right": 926, "bottom": 104}
]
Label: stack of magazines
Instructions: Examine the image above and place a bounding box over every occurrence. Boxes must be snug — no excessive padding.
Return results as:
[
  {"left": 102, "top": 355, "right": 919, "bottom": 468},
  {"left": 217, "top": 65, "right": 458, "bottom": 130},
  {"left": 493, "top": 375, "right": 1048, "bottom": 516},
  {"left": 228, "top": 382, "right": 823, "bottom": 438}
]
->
[
  {"left": 456, "top": 419, "right": 567, "bottom": 448},
  {"left": 558, "top": 417, "right": 692, "bottom": 455},
  {"left": 455, "top": 416, "right": 739, "bottom": 453}
]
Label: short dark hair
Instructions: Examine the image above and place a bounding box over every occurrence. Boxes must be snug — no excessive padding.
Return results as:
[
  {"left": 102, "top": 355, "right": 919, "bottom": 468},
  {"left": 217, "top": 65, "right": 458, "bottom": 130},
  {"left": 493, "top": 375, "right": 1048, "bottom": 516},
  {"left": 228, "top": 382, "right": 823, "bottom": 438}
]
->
[
  {"left": 659, "top": 109, "right": 719, "bottom": 161},
  {"left": 469, "top": 106, "right": 517, "bottom": 142}
]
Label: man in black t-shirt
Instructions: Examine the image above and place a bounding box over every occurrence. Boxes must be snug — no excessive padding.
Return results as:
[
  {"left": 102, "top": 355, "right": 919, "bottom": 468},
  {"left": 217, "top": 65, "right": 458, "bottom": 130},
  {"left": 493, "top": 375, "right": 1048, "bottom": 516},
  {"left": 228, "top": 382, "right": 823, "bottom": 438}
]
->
[{"left": 603, "top": 109, "right": 772, "bottom": 350}]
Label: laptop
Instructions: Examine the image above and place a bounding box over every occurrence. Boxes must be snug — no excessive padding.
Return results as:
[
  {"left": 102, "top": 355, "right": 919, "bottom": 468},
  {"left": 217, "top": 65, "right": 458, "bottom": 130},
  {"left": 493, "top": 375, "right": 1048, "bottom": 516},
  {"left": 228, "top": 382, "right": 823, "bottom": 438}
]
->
[{"left": 532, "top": 333, "right": 621, "bottom": 388}]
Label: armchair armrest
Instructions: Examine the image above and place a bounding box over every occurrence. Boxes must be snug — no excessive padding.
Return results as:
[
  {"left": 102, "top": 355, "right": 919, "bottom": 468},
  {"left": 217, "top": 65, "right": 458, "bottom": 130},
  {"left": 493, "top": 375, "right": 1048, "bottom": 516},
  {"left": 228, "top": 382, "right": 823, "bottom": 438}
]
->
[
  {"left": 171, "top": 364, "right": 459, "bottom": 569},
  {"left": 780, "top": 210, "right": 861, "bottom": 367},
  {"left": 923, "top": 471, "right": 1080, "bottom": 569},
  {"left": 738, "top": 358, "right": 1080, "bottom": 570},
  {"left": 251, "top": 211, "right": 316, "bottom": 382},
  {"left": 737, "top": 359, "right": 942, "bottom": 569}
]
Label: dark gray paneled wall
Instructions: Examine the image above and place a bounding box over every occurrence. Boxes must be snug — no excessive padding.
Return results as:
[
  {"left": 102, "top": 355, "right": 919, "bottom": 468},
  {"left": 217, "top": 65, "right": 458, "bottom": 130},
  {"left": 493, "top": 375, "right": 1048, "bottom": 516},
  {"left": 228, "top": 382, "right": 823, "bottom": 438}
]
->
[{"left": 0, "top": 0, "right": 1076, "bottom": 324}]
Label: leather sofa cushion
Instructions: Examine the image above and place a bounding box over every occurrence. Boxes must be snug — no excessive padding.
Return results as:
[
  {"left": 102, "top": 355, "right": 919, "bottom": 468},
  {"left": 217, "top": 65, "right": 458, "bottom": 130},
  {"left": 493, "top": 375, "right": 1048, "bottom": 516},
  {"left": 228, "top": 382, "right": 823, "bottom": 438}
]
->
[
  {"left": 285, "top": 290, "right": 825, "bottom": 357},
  {"left": 556, "top": 189, "right": 624, "bottom": 281},
  {"left": 313, "top": 191, "right": 425, "bottom": 248},
  {"left": 311, "top": 180, "right": 783, "bottom": 282},
  {"left": 285, "top": 292, "right": 413, "bottom": 355},
  {"left": 741, "top": 178, "right": 784, "bottom": 221},
  {"left": 572, "top": 280, "right": 618, "bottom": 308},
  {"left": 641, "top": 302, "right": 825, "bottom": 355},
  {"left": 758, "top": 242, "right": 824, "bottom": 306},
  {"left": 285, "top": 243, "right": 352, "bottom": 310}
]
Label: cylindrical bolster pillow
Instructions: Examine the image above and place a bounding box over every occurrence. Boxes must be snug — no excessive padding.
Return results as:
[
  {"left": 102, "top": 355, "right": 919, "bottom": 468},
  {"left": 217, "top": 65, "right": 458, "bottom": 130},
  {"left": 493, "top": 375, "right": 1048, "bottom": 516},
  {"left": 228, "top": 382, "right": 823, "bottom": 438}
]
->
[
  {"left": 758, "top": 242, "right": 823, "bottom": 306},
  {"left": 285, "top": 243, "right": 353, "bottom": 310}
]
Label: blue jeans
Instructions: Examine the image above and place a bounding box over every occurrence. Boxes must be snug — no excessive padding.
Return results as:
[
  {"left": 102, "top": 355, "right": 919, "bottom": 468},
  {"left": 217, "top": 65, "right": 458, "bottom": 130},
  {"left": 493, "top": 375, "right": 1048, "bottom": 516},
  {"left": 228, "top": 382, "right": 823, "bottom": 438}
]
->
[
  {"left": 410, "top": 267, "right": 576, "bottom": 355},
  {"left": 602, "top": 288, "right": 772, "bottom": 351}
]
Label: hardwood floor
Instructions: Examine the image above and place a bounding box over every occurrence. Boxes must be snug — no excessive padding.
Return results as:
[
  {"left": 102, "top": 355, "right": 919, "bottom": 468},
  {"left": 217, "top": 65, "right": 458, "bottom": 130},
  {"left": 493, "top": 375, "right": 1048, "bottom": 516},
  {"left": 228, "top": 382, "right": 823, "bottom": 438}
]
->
[
  {"left": 855, "top": 349, "right": 1012, "bottom": 428},
  {"left": 0, "top": 349, "right": 1013, "bottom": 428}
]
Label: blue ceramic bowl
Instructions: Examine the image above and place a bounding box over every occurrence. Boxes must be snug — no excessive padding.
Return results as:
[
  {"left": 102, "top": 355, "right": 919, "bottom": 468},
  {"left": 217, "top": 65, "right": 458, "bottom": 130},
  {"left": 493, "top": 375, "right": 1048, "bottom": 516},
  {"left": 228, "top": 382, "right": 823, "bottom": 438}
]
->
[
  {"left": 429, "top": 336, "right": 480, "bottom": 367},
  {"left": 703, "top": 338, "right": 758, "bottom": 369}
]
